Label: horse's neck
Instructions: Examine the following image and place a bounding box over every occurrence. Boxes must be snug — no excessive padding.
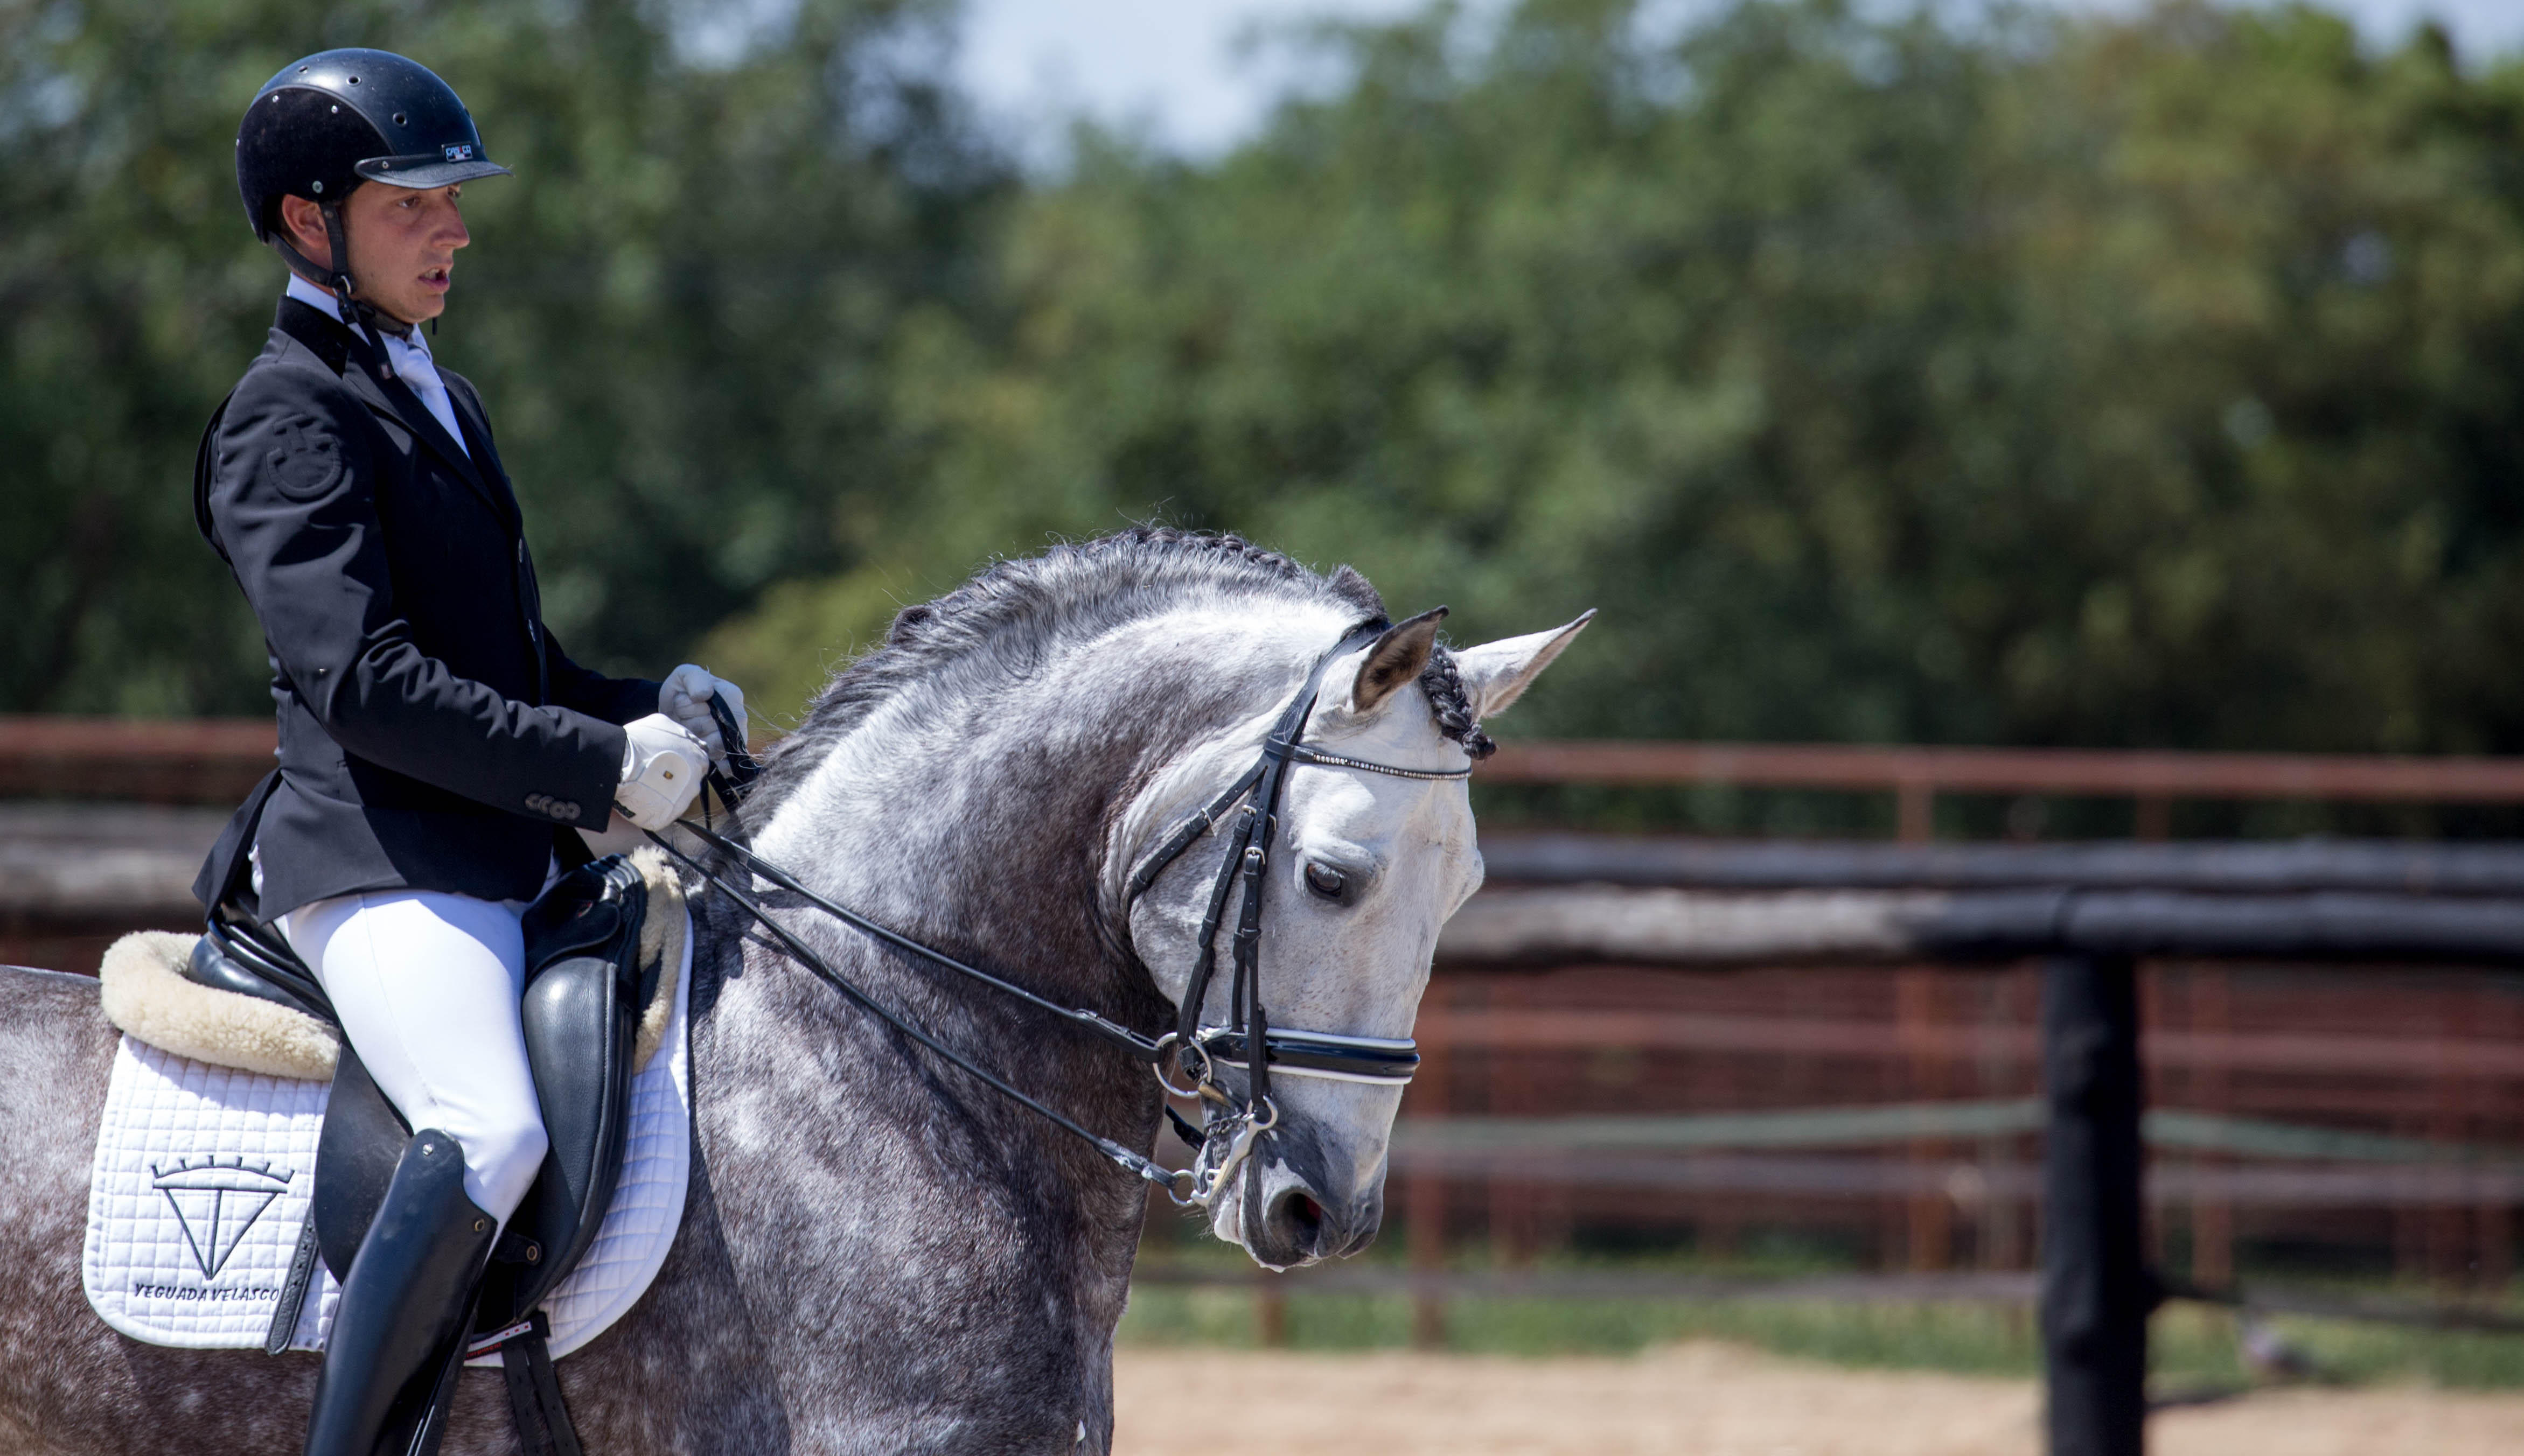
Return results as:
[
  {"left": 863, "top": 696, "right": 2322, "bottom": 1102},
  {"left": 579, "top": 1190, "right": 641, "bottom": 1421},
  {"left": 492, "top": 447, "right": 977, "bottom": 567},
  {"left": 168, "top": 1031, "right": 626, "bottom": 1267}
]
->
[
  {"left": 679, "top": 895, "right": 1155, "bottom": 1433},
  {"left": 713, "top": 677, "right": 1176, "bottom": 1156},
  {"left": 687, "top": 615, "right": 1311, "bottom": 1334},
  {"left": 743, "top": 711, "right": 1136, "bottom": 1014}
]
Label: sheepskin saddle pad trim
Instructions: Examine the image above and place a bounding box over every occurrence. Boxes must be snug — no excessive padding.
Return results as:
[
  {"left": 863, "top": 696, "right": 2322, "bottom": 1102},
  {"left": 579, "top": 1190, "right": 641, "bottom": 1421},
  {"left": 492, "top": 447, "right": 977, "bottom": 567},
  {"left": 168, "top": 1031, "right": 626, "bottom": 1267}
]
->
[
  {"left": 81, "top": 898, "right": 695, "bottom": 1362},
  {"left": 96, "top": 848, "right": 686, "bottom": 1081}
]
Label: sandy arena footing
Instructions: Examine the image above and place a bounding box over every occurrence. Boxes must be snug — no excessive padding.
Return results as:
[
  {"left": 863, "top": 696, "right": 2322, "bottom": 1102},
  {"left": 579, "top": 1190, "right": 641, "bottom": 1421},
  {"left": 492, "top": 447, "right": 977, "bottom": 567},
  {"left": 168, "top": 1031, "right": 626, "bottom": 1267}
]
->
[{"left": 1114, "top": 1341, "right": 2524, "bottom": 1456}]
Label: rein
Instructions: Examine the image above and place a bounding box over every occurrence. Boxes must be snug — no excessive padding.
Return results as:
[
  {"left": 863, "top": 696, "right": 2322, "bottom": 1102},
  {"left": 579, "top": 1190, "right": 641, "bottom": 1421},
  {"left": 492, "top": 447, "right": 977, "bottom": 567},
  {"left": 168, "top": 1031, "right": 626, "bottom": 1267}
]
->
[{"left": 650, "top": 626, "right": 1472, "bottom": 1210}]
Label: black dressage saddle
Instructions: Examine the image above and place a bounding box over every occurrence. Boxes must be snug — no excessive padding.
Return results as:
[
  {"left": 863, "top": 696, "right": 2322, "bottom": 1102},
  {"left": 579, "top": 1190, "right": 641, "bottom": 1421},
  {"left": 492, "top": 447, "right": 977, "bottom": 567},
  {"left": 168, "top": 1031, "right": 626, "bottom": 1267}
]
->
[{"left": 189, "top": 853, "right": 658, "bottom": 1455}]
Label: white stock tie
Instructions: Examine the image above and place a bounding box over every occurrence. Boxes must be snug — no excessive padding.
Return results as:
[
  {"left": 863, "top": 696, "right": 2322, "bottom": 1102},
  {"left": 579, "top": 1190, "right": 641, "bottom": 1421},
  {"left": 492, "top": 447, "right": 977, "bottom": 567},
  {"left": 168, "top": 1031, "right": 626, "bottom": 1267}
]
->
[{"left": 381, "top": 333, "right": 469, "bottom": 459}]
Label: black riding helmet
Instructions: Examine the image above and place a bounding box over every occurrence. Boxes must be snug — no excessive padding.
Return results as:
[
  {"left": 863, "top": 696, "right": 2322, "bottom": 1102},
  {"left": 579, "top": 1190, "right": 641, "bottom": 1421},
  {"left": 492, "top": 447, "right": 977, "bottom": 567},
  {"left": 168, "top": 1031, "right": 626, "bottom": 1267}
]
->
[{"left": 235, "top": 49, "right": 511, "bottom": 341}]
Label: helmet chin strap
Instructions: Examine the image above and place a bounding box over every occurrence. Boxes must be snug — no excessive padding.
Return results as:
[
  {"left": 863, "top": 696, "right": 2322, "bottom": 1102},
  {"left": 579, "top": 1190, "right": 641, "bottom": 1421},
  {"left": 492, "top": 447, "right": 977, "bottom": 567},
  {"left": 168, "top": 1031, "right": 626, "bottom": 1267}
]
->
[{"left": 273, "top": 197, "right": 410, "bottom": 375}]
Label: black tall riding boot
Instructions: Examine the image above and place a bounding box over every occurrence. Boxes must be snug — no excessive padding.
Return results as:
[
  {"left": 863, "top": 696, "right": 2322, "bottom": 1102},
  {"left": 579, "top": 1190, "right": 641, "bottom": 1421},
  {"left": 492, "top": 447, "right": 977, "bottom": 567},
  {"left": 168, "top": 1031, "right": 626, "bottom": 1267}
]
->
[{"left": 303, "top": 1130, "right": 497, "bottom": 1456}]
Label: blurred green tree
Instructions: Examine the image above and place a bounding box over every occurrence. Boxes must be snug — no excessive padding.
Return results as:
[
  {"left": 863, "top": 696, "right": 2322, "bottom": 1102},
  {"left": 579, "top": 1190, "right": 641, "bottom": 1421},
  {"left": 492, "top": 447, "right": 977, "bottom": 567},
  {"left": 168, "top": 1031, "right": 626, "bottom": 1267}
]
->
[
  {"left": 0, "top": 0, "right": 1000, "bottom": 713},
  {"left": 16, "top": 0, "right": 2524, "bottom": 769},
  {"left": 710, "top": 0, "right": 2524, "bottom": 761}
]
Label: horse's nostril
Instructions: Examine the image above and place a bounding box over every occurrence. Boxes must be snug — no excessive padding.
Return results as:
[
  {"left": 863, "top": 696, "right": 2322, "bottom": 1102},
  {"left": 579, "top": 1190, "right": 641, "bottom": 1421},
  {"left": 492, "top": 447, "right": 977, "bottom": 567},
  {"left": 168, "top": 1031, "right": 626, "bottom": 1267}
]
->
[{"left": 1279, "top": 1190, "right": 1326, "bottom": 1249}]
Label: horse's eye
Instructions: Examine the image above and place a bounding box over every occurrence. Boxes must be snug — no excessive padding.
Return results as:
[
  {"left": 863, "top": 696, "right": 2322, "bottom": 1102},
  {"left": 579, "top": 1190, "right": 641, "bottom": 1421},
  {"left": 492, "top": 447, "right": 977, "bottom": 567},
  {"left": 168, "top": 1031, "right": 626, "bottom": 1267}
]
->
[{"left": 1303, "top": 863, "right": 1346, "bottom": 899}]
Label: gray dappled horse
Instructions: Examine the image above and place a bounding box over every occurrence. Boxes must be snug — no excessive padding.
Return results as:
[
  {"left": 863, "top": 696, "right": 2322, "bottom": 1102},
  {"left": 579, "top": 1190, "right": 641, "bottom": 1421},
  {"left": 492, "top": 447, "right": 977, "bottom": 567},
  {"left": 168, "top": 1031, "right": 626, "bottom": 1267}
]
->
[{"left": 0, "top": 530, "right": 1586, "bottom": 1453}]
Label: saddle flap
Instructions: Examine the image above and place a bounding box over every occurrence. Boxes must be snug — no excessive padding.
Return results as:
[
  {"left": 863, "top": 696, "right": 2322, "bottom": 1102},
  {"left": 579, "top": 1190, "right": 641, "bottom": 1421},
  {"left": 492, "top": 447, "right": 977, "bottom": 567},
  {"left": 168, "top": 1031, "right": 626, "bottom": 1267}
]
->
[
  {"left": 482, "top": 855, "right": 651, "bottom": 1321},
  {"left": 314, "top": 1046, "right": 413, "bottom": 1283}
]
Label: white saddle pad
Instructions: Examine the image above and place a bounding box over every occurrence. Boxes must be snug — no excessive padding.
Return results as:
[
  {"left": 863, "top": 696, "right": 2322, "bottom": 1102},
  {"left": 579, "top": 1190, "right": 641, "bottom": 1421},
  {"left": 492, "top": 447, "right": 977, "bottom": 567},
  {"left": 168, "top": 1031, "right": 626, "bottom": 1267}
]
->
[{"left": 81, "top": 915, "right": 692, "bottom": 1363}]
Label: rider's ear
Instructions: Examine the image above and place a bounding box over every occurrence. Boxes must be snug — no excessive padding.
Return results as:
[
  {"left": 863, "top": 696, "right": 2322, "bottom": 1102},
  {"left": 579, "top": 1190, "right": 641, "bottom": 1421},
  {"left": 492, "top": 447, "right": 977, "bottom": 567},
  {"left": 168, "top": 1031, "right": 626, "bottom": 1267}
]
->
[
  {"left": 1451, "top": 610, "right": 1595, "bottom": 719},
  {"left": 1347, "top": 607, "right": 1448, "bottom": 714}
]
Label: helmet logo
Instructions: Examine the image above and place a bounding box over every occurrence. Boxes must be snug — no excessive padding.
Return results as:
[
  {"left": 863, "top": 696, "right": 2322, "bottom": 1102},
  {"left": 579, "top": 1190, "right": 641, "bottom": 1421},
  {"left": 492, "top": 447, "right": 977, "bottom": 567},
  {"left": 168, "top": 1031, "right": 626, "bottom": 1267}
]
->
[{"left": 442, "top": 143, "right": 475, "bottom": 163}]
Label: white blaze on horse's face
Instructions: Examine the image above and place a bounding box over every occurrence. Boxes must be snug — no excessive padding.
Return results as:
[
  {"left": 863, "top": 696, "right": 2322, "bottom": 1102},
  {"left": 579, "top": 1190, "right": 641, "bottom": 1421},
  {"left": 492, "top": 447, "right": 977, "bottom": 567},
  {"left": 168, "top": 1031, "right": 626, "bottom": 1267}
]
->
[{"left": 1123, "top": 610, "right": 1591, "bottom": 1268}]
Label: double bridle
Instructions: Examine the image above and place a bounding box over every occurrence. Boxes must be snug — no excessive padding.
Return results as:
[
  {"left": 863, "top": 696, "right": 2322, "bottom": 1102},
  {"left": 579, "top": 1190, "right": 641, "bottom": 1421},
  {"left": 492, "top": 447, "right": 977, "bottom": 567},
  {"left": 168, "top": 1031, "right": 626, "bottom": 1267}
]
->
[{"left": 646, "top": 620, "right": 1472, "bottom": 1209}]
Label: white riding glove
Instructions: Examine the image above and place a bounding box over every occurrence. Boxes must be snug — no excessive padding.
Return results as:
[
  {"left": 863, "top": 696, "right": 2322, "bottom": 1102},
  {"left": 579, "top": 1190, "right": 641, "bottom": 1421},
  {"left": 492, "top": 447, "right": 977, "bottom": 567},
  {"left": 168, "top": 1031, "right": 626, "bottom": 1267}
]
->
[
  {"left": 615, "top": 713, "right": 708, "bottom": 831},
  {"left": 660, "top": 663, "right": 747, "bottom": 763}
]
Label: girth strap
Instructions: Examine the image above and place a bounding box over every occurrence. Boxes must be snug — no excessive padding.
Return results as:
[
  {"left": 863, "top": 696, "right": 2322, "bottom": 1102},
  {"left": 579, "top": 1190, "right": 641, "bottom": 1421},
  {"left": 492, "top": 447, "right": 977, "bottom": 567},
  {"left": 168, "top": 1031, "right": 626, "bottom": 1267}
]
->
[{"left": 470, "top": 1311, "right": 583, "bottom": 1456}]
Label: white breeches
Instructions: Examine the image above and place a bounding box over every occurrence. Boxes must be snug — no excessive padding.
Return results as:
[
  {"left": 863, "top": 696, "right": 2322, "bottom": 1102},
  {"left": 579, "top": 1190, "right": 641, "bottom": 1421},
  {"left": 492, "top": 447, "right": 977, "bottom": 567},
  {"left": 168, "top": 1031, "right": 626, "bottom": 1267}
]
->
[{"left": 282, "top": 890, "right": 550, "bottom": 1224}]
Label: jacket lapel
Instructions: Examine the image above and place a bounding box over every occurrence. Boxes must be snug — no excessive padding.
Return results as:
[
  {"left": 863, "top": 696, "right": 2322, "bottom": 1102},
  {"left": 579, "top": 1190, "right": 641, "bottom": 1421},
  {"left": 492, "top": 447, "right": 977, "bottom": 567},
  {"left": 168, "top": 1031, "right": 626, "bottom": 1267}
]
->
[
  {"left": 274, "top": 298, "right": 515, "bottom": 529},
  {"left": 440, "top": 374, "right": 524, "bottom": 520}
]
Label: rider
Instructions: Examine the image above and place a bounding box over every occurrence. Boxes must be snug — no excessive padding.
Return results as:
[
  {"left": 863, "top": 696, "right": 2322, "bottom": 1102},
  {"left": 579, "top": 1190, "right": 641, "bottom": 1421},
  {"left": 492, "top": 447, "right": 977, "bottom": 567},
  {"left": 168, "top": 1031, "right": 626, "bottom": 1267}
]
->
[{"left": 195, "top": 48, "right": 745, "bottom": 1454}]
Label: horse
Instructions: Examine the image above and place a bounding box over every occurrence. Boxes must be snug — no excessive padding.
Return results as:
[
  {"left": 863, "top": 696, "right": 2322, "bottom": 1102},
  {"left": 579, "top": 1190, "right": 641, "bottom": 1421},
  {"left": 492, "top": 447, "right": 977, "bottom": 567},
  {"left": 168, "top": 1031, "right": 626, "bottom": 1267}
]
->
[{"left": 0, "top": 528, "right": 1587, "bottom": 1453}]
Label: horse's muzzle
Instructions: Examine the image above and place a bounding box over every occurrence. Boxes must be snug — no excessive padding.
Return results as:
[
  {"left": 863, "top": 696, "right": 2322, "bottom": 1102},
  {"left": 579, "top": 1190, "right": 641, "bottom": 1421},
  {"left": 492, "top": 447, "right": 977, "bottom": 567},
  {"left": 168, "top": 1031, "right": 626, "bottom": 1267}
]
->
[
  {"left": 1230, "top": 1130, "right": 1385, "bottom": 1268},
  {"left": 1260, "top": 1180, "right": 1382, "bottom": 1265}
]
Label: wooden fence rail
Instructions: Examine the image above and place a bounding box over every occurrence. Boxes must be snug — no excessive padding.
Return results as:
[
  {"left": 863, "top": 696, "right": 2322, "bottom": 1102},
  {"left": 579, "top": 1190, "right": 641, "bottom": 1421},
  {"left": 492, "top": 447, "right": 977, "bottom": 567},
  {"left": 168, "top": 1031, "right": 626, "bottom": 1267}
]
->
[
  {"left": 14, "top": 716, "right": 2524, "bottom": 823},
  {"left": 0, "top": 717, "right": 275, "bottom": 803},
  {"left": 1480, "top": 740, "right": 2524, "bottom": 840}
]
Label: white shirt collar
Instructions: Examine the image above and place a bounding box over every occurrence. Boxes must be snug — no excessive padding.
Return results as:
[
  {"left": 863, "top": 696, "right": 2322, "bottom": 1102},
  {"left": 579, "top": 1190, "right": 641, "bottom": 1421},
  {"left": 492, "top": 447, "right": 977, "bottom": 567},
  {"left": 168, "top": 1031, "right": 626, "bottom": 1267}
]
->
[{"left": 283, "top": 272, "right": 437, "bottom": 365}]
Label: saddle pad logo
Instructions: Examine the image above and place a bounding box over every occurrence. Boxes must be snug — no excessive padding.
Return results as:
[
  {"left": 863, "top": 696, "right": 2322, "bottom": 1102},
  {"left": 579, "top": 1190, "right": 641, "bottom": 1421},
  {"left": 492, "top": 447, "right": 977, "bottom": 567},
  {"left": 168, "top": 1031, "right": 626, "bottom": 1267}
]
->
[
  {"left": 442, "top": 143, "right": 476, "bottom": 163},
  {"left": 151, "top": 1157, "right": 294, "bottom": 1280}
]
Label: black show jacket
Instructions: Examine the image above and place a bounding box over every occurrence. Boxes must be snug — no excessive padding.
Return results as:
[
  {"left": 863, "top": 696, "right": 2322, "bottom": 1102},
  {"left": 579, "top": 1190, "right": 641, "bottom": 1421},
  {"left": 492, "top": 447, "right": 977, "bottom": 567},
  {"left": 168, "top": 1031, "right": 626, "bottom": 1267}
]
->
[{"left": 193, "top": 296, "right": 659, "bottom": 918}]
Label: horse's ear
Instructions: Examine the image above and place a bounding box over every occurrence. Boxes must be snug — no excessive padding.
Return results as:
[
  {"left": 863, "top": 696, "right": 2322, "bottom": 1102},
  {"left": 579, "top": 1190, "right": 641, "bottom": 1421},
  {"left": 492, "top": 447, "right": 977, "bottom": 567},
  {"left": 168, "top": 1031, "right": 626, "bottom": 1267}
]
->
[
  {"left": 1452, "top": 610, "right": 1594, "bottom": 719},
  {"left": 1348, "top": 607, "right": 1448, "bottom": 715}
]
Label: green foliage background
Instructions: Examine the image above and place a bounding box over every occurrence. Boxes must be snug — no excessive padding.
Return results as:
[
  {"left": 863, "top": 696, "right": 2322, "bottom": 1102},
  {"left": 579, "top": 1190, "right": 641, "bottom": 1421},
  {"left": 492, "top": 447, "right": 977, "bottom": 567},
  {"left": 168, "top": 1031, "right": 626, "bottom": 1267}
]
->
[
  {"left": 1, "top": 0, "right": 999, "bottom": 714},
  {"left": 12, "top": 0, "right": 2524, "bottom": 761}
]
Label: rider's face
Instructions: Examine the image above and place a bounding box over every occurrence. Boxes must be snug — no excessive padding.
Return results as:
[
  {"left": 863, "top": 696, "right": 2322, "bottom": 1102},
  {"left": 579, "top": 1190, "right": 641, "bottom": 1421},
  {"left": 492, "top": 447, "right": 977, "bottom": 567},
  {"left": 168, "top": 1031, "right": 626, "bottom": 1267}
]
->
[{"left": 278, "top": 183, "right": 470, "bottom": 326}]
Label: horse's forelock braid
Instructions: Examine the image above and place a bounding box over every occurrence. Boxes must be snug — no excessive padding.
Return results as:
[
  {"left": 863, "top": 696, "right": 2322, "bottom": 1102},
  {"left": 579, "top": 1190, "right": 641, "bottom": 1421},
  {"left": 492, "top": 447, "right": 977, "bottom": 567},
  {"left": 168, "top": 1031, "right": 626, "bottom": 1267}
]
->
[{"left": 1419, "top": 646, "right": 1495, "bottom": 760}]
